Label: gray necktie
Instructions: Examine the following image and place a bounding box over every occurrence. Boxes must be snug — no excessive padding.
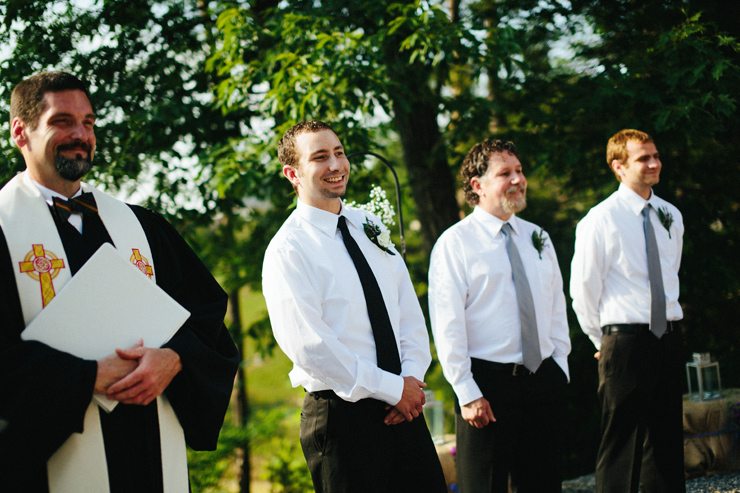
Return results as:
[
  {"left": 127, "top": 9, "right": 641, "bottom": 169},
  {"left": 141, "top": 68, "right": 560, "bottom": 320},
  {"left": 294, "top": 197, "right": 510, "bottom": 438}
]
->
[
  {"left": 502, "top": 223, "right": 542, "bottom": 373},
  {"left": 642, "top": 206, "right": 667, "bottom": 338}
]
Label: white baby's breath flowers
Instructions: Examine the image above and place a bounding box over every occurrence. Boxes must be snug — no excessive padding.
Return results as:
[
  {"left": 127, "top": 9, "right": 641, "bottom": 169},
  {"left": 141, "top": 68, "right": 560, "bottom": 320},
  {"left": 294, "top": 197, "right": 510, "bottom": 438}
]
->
[{"left": 346, "top": 185, "right": 396, "bottom": 226}]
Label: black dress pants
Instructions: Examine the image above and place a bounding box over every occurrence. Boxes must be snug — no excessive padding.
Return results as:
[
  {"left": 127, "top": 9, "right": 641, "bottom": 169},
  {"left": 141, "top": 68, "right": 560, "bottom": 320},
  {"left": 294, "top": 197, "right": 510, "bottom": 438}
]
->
[
  {"left": 595, "top": 329, "right": 685, "bottom": 493},
  {"left": 300, "top": 391, "right": 447, "bottom": 493},
  {"left": 455, "top": 357, "right": 568, "bottom": 493}
]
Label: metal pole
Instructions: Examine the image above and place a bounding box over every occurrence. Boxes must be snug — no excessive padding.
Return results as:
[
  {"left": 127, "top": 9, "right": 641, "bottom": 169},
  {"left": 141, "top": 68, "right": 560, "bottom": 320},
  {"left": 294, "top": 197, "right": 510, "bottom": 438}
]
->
[{"left": 347, "top": 151, "right": 406, "bottom": 259}]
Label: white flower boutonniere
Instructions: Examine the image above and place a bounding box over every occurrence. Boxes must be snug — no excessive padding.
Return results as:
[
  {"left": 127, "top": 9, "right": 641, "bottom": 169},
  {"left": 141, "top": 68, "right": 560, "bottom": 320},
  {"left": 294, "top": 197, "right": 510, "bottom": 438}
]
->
[
  {"left": 531, "top": 229, "right": 548, "bottom": 260},
  {"left": 363, "top": 219, "right": 396, "bottom": 255},
  {"left": 657, "top": 207, "right": 674, "bottom": 239}
]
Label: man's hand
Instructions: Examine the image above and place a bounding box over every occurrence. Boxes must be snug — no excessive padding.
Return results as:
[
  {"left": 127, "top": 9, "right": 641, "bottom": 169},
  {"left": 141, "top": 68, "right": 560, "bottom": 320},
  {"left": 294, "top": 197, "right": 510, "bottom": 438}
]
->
[
  {"left": 94, "top": 340, "right": 143, "bottom": 394},
  {"left": 384, "top": 376, "right": 427, "bottom": 425},
  {"left": 594, "top": 351, "right": 601, "bottom": 360},
  {"left": 461, "top": 397, "right": 496, "bottom": 429},
  {"left": 106, "top": 345, "right": 182, "bottom": 406}
]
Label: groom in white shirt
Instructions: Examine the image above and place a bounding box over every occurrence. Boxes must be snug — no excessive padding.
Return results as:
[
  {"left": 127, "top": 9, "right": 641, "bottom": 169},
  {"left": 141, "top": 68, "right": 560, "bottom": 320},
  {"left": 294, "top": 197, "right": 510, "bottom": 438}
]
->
[
  {"left": 570, "top": 129, "right": 685, "bottom": 493},
  {"left": 262, "top": 120, "right": 446, "bottom": 493},
  {"left": 429, "top": 139, "right": 571, "bottom": 492}
]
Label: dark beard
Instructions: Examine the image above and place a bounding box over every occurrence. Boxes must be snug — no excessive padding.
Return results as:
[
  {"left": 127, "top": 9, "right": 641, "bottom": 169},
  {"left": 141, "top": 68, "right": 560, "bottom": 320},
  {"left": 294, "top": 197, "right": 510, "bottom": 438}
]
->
[
  {"left": 321, "top": 189, "right": 346, "bottom": 199},
  {"left": 55, "top": 153, "right": 92, "bottom": 181}
]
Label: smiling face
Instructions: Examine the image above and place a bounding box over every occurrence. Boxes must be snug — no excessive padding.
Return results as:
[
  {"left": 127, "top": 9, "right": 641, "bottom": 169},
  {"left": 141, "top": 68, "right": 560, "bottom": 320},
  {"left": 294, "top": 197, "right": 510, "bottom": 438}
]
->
[
  {"left": 471, "top": 150, "right": 527, "bottom": 221},
  {"left": 12, "top": 89, "right": 96, "bottom": 197},
  {"left": 612, "top": 140, "right": 661, "bottom": 200},
  {"left": 282, "top": 129, "right": 350, "bottom": 214}
]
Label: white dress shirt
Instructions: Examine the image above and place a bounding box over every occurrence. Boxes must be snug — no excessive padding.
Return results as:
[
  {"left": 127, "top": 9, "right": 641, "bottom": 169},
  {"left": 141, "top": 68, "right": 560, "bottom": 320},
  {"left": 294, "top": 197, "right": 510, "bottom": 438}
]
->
[
  {"left": 29, "top": 173, "right": 84, "bottom": 233},
  {"left": 570, "top": 184, "right": 684, "bottom": 349},
  {"left": 262, "top": 199, "right": 431, "bottom": 406},
  {"left": 428, "top": 207, "right": 571, "bottom": 406}
]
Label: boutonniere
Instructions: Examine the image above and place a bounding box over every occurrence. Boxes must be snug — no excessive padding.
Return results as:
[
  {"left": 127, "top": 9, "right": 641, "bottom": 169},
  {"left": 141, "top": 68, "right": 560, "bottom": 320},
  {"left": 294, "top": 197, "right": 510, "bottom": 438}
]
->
[
  {"left": 531, "top": 229, "right": 548, "bottom": 259},
  {"left": 363, "top": 219, "right": 396, "bottom": 255},
  {"left": 657, "top": 207, "right": 674, "bottom": 239}
]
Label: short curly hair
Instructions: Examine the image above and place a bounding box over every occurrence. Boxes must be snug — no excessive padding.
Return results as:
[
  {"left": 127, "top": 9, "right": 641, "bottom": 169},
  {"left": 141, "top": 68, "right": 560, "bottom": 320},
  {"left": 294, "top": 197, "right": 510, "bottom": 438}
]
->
[
  {"left": 278, "top": 120, "right": 334, "bottom": 170},
  {"left": 10, "top": 71, "right": 91, "bottom": 131},
  {"left": 460, "top": 139, "right": 519, "bottom": 206}
]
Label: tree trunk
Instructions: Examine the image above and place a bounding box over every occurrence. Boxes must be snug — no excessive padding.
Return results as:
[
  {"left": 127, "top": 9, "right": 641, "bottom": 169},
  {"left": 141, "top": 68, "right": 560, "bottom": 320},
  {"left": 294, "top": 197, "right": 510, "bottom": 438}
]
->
[
  {"left": 381, "top": 2, "right": 461, "bottom": 257},
  {"left": 228, "top": 289, "right": 250, "bottom": 493},
  {"left": 388, "top": 73, "right": 460, "bottom": 256}
]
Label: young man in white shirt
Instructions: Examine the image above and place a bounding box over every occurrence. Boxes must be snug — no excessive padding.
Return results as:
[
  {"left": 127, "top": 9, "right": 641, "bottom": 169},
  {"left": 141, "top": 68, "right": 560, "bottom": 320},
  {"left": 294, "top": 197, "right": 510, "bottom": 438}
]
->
[
  {"left": 429, "top": 139, "right": 571, "bottom": 492},
  {"left": 262, "top": 120, "right": 446, "bottom": 493},
  {"left": 570, "top": 129, "right": 685, "bottom": 493}
]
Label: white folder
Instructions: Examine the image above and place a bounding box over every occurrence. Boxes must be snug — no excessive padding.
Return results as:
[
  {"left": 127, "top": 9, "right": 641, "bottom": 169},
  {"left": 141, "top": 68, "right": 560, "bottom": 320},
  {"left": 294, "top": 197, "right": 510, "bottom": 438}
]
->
[{"left": 21, "top": 243, "right": 191, "bottom": 412}]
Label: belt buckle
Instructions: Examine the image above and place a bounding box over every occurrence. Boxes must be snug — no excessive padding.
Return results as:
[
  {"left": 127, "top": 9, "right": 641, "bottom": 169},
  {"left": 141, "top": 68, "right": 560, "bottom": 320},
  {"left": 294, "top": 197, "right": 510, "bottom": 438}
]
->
[{"left": 512, "top": 364, "right": 530, "bottom": 376}]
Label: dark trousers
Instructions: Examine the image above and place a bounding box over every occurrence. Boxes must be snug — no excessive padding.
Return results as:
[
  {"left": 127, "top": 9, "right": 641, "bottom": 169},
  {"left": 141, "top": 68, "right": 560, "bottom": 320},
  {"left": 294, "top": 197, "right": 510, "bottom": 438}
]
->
[
  {"left": 455, "top": 357, "right": 568, "bottom": 493},
  {"left": 300, "top": 392, "right": 447, "bottom": 493},
  {"left": 596, "top": 329, "right": 685, "bottom": 493}
]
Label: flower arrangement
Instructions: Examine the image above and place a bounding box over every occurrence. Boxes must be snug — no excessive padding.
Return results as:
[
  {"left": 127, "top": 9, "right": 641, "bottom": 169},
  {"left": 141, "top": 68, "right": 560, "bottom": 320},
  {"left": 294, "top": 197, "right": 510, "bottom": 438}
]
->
[
  {"left": 345, "top": 185, "right": 396, "bottom": 226},
  {"left": 657, "top": 206, "right": 674, "bottom": 239},
  {"left": 449, "top": 446, "right": 458, "bottom": 492},
  {"left": 730, "top": 401, "right": 740, "bottom": 431},
  {"left": 346, "top": 185, "right": 397, "bottom": 255},
  {"left": 531, "top": 228, "right": 548, "bottom": 259}
]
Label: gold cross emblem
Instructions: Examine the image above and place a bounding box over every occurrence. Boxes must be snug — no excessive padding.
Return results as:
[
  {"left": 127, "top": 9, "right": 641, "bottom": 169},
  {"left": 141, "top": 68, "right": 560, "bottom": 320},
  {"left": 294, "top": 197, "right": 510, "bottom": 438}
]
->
[
  {"left": 130, "top": 248, "right": 154, "bottom": 278},
  {"left": 19, "top": 244, "right": 66, "bottom": 307}
]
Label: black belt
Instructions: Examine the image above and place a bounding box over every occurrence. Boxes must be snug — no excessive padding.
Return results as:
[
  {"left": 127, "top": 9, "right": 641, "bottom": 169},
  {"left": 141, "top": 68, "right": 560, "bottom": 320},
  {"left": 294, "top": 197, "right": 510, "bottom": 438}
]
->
[
  {"left": 601, "top": 321, "right": 679, "bottom": 336},
  {"left": 472, "top": 356, "right": 552, "bottom": 377}
]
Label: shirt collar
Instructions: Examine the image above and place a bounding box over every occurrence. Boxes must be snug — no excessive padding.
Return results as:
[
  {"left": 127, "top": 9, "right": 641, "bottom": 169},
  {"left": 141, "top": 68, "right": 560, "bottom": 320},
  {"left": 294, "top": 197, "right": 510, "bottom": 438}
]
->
[
  {"left": 617, "top": 183, "right": 656, "bottom": 215},
  {"left": 472, "top": 205, "right": 522, "bottom": 237},
  {"left": 24, "top": 171, "right": 82, "bottom": 206},
  {"left": 296, "top": 198, "right": 365, "bottom": 237}
]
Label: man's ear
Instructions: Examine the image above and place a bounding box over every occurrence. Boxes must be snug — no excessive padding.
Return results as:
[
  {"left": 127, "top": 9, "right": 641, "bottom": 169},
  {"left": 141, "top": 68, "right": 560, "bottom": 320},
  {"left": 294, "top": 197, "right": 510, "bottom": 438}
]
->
[
  {"left": 611, "top": 159, "right": 625, "bottom": 177},
  {"left": 283, "top": 165, "right": 300, "bottom": 187},
  {"left": 470, "top": 176, "right": 484, "bottom": 197},
  {"left": 11, "top": 118, "right": 28, "bottom": 148}
]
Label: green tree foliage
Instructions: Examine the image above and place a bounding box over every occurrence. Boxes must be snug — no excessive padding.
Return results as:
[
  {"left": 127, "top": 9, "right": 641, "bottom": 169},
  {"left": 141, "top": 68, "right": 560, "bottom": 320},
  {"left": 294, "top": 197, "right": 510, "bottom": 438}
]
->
[
  {"left": 2, "top": 0, "right": 739, "bottom": 485},
  {"left": 209, "top": 0, "right": 491, "bottom": 255},
  {"left": 0, "top": 0, "right": 247, "bottom": 208}
]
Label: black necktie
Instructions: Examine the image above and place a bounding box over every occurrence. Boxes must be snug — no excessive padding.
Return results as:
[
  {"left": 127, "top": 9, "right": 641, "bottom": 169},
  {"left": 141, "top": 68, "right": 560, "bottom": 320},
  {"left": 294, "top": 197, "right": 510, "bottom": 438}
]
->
[
  {"left": 337, "top": 215, "right": 402, "bottom": 375},
  {"left": 52, "top": 192, "right": 98, "bottom": 222}
]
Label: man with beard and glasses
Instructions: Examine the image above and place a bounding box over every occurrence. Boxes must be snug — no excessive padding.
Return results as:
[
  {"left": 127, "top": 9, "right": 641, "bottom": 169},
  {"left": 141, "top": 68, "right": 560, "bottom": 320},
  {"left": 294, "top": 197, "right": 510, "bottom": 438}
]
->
[
  {"left": 262, "top": 120, "right": 447, "bottom": 493},
  {"left": 0, "top": 71, "right": 239, "bottom": 492},
  {"left": 428, "top": 139, "right": 571, "bottom": 492},
  {"left": 571, "top": 129, "right": 684, "bottom": 493}
]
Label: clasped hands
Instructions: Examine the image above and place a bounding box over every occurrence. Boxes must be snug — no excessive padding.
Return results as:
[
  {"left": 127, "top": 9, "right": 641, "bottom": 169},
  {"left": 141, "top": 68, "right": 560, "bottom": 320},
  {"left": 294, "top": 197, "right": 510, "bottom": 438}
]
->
[
  {"left": 383, "top": 376, "right": 427, "bottom": 426},
  {"left": 94, "top": 339, "right": 182, "bottom": 406}
]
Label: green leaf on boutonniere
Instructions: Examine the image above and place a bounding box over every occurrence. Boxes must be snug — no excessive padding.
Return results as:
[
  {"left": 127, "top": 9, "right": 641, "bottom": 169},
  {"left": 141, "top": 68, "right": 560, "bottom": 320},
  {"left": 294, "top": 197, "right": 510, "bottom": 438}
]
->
[
  {"left": 531, "top": 229, "right": 547, "bottom": 260},
  {"left": 657, "top": 207, "right": 674, "bottom": 239}
]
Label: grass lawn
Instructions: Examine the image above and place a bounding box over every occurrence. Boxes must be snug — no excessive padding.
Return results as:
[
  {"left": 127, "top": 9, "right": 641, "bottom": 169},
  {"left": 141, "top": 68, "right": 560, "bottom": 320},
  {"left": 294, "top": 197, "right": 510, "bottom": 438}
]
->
[{"left": 235, "top": 288, "right": 307, "bottom": 489}]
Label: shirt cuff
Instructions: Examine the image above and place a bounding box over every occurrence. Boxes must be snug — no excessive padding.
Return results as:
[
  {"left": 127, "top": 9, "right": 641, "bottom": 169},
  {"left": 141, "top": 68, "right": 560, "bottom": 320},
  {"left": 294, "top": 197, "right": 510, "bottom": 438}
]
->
[
  {"left": 553, "top": 354, "right": 570, "bottom": 382},
  {"left": 588, "top": 332, "right": 602, "bottom": 350},
  {"left": 453, "top": 377, "right": 483, "bottom": 407},
  {"left": 375, "top": 372, "right": 405, "bottom": 406}
]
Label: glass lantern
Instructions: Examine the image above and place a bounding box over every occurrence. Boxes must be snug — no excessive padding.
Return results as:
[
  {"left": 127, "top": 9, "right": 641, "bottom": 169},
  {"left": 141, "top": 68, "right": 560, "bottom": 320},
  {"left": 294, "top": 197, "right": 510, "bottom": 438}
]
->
[{"left": 686, "top": 352, "right": 722, "bottom": 401}]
